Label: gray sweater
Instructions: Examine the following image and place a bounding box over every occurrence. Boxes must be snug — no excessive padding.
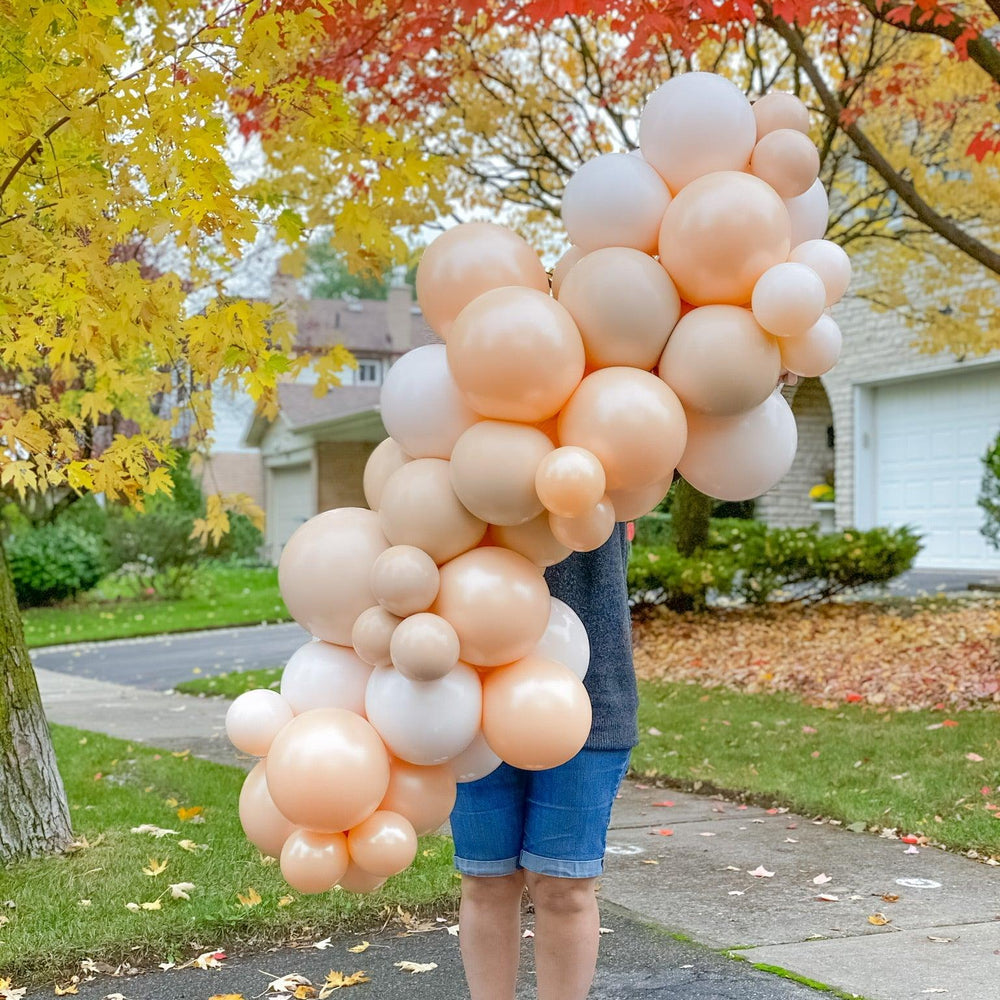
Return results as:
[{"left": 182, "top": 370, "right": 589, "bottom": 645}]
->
[{"left": 544, "top": 523, "right": 639, "bottom": 750}]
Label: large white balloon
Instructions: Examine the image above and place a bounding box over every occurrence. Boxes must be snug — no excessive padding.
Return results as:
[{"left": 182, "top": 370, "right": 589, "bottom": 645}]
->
[
  {"left": 225, "top": 689, "right": 294, "bottom": 757},
  {"left": 783, "top": 178, "right": 829, "bottom": 248},
  {"left": 280, "top": 639, "right": 373, "bottom": 717},
  {"left": 448, "top": 730, "right": 503, "bottom": 783},
  {"left": 532, "top": 597, "right": 590, "bottom": 681}
]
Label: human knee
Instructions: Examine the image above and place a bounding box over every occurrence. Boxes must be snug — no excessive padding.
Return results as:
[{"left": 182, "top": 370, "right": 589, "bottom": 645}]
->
[
  {"left": 462, "top": 871, "right": 525, "bottom": 905},
  {"left": 524, "top": 873, "right": 597, "bottom": 916}
]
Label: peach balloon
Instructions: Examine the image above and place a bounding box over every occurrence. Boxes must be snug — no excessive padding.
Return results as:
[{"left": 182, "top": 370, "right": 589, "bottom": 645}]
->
[
  {"left": 337, "top": 862, "right": 386, "bottom": 894},
  {"left": 378, "top": 458, "right": 487, "bottom": 565},
  {"left": 347, "top": 810, "right": 418, "bottom": 878},
  {"left": 482, "top": 655, "right": 592, "bottom": 771},
  {"left": 280, "top": 640, "right": 373, "bottom": 717},
  {"left": 265, "top": 708, "right": 390, "bottom": 834},
  {"left": 490, "top": 512, "right": 572, "bottom": 569},
  {"left": 449, "top": 420, "right": 553, "bottom": 526},
  {"left": 779, "top": 314, "right": 843, "bottom": 377},
  {"left": 658, "top": 171, "right": 791, "bottom": 306},
  {"left": 447, "top": 287, "right": 585, "bottom": 422},
  {"left": 557, "top": 247, "right": 681, "bottom": 370},
  {"left": 363, "top": 438, "right": 411, "bottom": 511},
  {"left": 640, "top": 72, "right": 757, "bottom": 192},
  {"left": 789, "top": 239, "right": 852, "bottom": 306},
  {"left": 432, "top": 547, "right": 551, "bottom": 667},
  {"left": 535, "top": 446, "right": 607, "bottom": 519},
  {"left": 549, "top": 496, "right": 616, "bottom": 553},
  {"left": 379, "top": 758, "right": 457, "bottom": 835},
  {"left": 280, "top": 829, "right": 349, "bottom": 895},
  {"left": 390, "top": 612, "right": 460, "bottom": 682},
  {"left": 658, "top": 305, "right": 780, "bottom": 416},
  {"left": 558, "top": 368, "right": 687, "bottom": 492},
  {"left": 239, "top": 761, "right": 296, "bottom": 858},
  {"left": 678, "top": 391, "right": 798, "bottom": 502},
  {"left": 560, "top": 153, "right": 672, "bottom": 254},
  {"left": 607, "top": 476, "right": 674, "bottom": 521},
  {"left": 279, "top": 508, "right": 389, "bottom": 645},
  {"left": 225, "top": 689, "right": 293, "bottom": 757},
  {"left": 351, "top": 605, "right": 401, "bottom": 669},
  {"left": 370, "top": 545, "right": 440, "bottom": 617},
  {"left": 750, "top": 128, "right": 820, "bottom": 199},
  {"left": 551, "top": 245, "right": 586, "bottom": 297},
  {"left": 449, "top": 730, "right": 503, "bottom": 783},
  {"left": 415, "top": 222, "right": 549, "bottom": 339},
  {"left": 751, "top": 263, "right": 827, "bottom": 338},
  {"left": 752, "top": 92, "right": 811, "bottom": 140},
  {"left": 784, "top": 178, "right": 828, "bottom": 247}
]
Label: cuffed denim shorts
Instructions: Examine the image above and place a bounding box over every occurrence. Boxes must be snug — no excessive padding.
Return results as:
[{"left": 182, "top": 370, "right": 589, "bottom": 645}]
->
[{"left": 450, "top": 747, "right": 631, "bottom": 879}]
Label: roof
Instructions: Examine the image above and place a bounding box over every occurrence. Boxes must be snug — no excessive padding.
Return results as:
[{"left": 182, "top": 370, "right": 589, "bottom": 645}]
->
[
  {"left": 277, "top": 383, "right": 381, "bottom": 430},
  {"left": 293, "top": 296, "right": 438, "bottom": 355}
]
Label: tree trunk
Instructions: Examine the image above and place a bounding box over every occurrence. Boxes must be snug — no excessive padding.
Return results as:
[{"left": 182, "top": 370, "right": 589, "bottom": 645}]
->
[
  {"left": 671, "top": 477, "right": 713, "bottom": 557},
  {"left": 0, "top": 533, "right": 73, "bottom": 863}
]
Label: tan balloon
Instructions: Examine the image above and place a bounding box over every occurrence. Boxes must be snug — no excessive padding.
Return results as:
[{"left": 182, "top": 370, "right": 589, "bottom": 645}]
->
[
  {"left": 752, "top": 92, "right": 811, "bottom": 140},
  {"left": 658, "top": 306, "right": 780, "bottom": 416},
  {"left": 265, "top": 708, "right": 390, "bottom": 834},
  {"left": 450, "top": 421, "right": 553, "bottom": 526},
  {"left": 337, "top": 862, "right": 386, "bottom": 894},
  {"left": 784, "top": 178, "right": 829, "bottom": 247},
  {"left": 535, "top": 446, "right": 606, "bottom": 519},
  {"left": 558, "top": 248, "right": 681, "bottom": 370},
  {"left": 225, "top": 689, "right": 293, "bottom": 758},
  {"left": 390, "top": 612, "right": 460, "bottom": 682},
  {"left": 549, "top": 497, "right": 616, "bottom": 553},
  {"left": 751, "top": 263, "right": 827, "bottom": 339},
  {"left": 378, "top": 458, "right": 487, "bottom": 565},
  {"left": 370, "top": 545, "right": 440, "bottom": 617},
  {"left": 433, "top": 547, "right": 551, "bottom": 667},
  {"left": 482, "top": 655, "right": 592, "bottom": 771},
  {"left": 351, "top": 605, "right": 401, "bottom": 669},
  {"left": 658, "top": 171, "right": 791, "bottom": 306},
  {"left": 280, "top": 829, "right": 349, "bottom": 895},
  {"left": 558, "top": 368, "right": 687, "bottom": 492},
  {"left": 551, "top": 245, "right": 586, "bottom": 297},
  {"left": 238, "top": 761, "right": 296, "bottom": 858},
  {"left": 347, "top": 810, "right": 418, "bottom": 878},
  {"left": 415, "top": 222, "right": 549, "bottom": 339},
  {"left": 490, "top": 512, "right": 572, "bottom": 568},
  {"left": 279, "top": 508, "right": 389, "bottom": 645},
  {"left": 779, "top": 314, "right": 843, "bottom": 377},
  {"left": 363, "top": 438, "right": 411, "bottom": 511},
  {"left": 447, "top": 287, "right": 585, "bottom": 422},
  {"left": 607, "top": 476, "right": 674, "bottom": 521},
  {"left": 750, "top": 128, "right": 820, "bottom": 199},
  {"left": 379, "top": 758, "right": 457, "bottom": 835},
  {"left": 789, "top": 239, "right": 852, "bottom": 306}
]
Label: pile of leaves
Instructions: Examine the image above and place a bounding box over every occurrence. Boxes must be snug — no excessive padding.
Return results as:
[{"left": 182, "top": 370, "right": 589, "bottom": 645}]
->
[{"left": 633, "top": 600, "right": 1000, "bottom": 710}]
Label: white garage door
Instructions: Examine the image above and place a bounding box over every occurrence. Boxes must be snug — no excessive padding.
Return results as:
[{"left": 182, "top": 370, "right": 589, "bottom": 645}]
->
[
  {"left": 874, "top": 366, "right": 1000, "bottom": 569},
  {"left": 267, "top": 463, "right": 313, "bottom": 564}
]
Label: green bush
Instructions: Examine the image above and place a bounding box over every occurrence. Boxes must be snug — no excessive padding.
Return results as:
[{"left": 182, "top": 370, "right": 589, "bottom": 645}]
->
[
  {"left": 6, "top": 522, "right": 108, "bottom": 607},
  {"left": 203, "top": 512, "right": 264, "bottom": 563},
  {"left": 979, "top": 430, "right": 1000, "bottom": 550},
  {"left": 107, "top": 505, "right": 203, "bottom": 599}
]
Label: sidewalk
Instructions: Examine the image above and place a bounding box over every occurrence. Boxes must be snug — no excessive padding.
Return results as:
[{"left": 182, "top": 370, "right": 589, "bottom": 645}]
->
[{"left": 37, "top": 668, "right": 1000, "bottom": 1000}]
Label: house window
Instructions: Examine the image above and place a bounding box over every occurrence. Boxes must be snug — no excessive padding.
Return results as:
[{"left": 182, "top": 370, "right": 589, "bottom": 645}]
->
[{"left": 356, "top": 360, "right": 381, "bottom": 385}]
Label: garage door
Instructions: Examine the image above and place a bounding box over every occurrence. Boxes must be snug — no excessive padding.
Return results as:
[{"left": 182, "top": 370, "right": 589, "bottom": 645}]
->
[
  {"left": 267, "top": 463, "right": 314, "bottom": 564},
  {"left": 874, "top": 366, "right": 1000, "bottom": 569}
]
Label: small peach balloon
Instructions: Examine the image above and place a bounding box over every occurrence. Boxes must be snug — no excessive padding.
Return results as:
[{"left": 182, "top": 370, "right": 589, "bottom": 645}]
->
[
  {"left": 371, "top": 545, "right": 440, "bottom": 617},
  {"left": 779, "top": 314, "right": 843, "bottom": 377},
  {"left": 549, "top": 496, "right": 616, "bottom": 553},
  {"left": 607, "top": 476, "right": 674, "bottom": 521},
  {"left": 551, "top": 245, "right": 586, "bottom": 297},
  {"left": 347, "top": 810, "right": 418, "bottom": 878},
  {"left": 239, "top": 761, "right": 296, "bottom": 858},
  {"left": 789, "top": 239, "right": 852, "bottom": 306},
  {"left": 337, "top": 862, "right": 386, "bottom": 894},
  {"left": 379, "top": 758, "right": 457, "bottom": 836},
  {"left": 351, "top": 605, "right": 401, "bottom": 669},
  {"left": 280, "top": 640, "right": 373, "bottom": 716},
  {"left": 752, "top": 92, "right": 811, "bottom": 140},
  {"left": 225, "top": 689, "right": 293, "bottom": 757},
  {"left": 280, "top": 829, "right": 349, "bottom": 895},
  {"left": 490, "top": 512, "right": 572, "bottom": 569},
  {"left": 535, "top": 446, "right": 607, "bottom": 519},
  {"left": 390, "top": 612, "right": 460, "bottom": 682},
  {"left": 363, "top": 438, "right": 411, "bottom": 511},
  {"left": 751, "top": 263, "right": 827, "bottom": 338},
  {"left": 784, "top": 178, "right": 828, "bottom": 247},
  {"left": 750, "top": 128, "right": 820, "bottom": 199},
  {"left": 416, "top": 222, "right": 549, "bottom": 339},
  {"left": 449, "top": 730, "right": 503, "bottom": 783}
]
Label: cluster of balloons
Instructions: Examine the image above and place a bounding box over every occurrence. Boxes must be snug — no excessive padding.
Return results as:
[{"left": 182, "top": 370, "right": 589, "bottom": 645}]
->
[{"left": 225, "top": 71, "right": 849, "bottom": 895}]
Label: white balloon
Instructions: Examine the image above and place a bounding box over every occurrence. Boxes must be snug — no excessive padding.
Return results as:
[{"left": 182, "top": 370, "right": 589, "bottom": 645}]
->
[
  {"left": 789, "top": 239, "right": 852, "bottom": 306},
  {"left": 225, "top": 689, "right": 294, "bottom": 757},
  {"left": 380, "top": 344, "right": 478, "bottom": 459},
  {"left": 449, "top": 730, "right": 503, "bottom": 783},
  {"left": 783, "top": 179, "right": 829, "bottom": 248},
  {"left": 364, "top": 663, "right": 482, "bottom": 766},
  {"left": 532, "top": 597, "right": 590, "bottom": 680},
  {"left": 280, "top": 639, "right": 373, "bottom": 716},
  {"left": 779, "top": 314, "right": 843, "bottom": 377}
]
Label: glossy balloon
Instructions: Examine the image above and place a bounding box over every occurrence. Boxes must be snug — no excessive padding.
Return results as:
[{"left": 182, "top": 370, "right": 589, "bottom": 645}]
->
[
  {"left": 535, "top": 446, "right": 607, "bottom": 519},
  {"left": 532, "top": 597, "right": 590, "bottom": 680},
  {"left": 337, "top": 862, "right": 387, "bottom": 894},
  {"left": 225, "top": 689, "right": 293, "bottom": 757},
  {"left": 749, "top": 128, "right": 820, "bottom": 199},
  {"left": 390, "top": 612, "right": 460, "bottom": 682},
  {"left": 752, "top": 92, "right": 811, "bottom": 140},
  {"left": 280, "top": 640, "right": 373, "bottom": 717},
  {"left": 751, "top": 263, "right": 827, "bottom": 339},
  {"left": 363, "top": 438, "right": 411, "bottom": 511},
  {"left": 379, "top": 758, "right": 457, "bottom": 835},
  {"left": 490, "top": 511, "right": 573, "bottom": 569},
  {"left": 549, "top": 496, "right": 616, "bottom": 553},
  {"left": 238, "top": 761, "right": 296, "bottom": 858},
  {"left": 449, "top": 731, "right": 504, "bottom": 783},
  {"left": 779, "top": 314, "right": 843, "bottom": 377},
  {"left": 789, "top": 240, "right": 852, "bottom": 306},
  {"left": 551, "top": 245, "right": 586, "bottom": 297},
  {"left": 607, "top": 476, "right": 674, "bottom": 521},
  {"left": 347, "top": 810, "right": 418, "bottom": 878},
  {"left": 351, "top": 605, "right": 401, "bottom": 669},
  {"left": 370, "top": 545, "right": 440, "bottom": 617},
  {"left": 280, "top": 830, "right": 349, "bottom": 895},
  {"left": 784, "top": 178, "right": 828, "bottom": 247}
]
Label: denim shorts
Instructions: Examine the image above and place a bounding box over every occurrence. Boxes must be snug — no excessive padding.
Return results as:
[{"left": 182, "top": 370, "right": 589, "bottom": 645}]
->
[{"left": 450, "top": 747, "right": 631, "bottom": 879}]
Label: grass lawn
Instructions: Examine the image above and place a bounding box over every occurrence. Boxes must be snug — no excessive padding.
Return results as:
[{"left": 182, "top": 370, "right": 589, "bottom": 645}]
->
[
  {"left": 175, "top": 665, "right": 283, "bottom": 698},
  {"left": 0, "top": 725, "right": 457, "bottom": 988}
]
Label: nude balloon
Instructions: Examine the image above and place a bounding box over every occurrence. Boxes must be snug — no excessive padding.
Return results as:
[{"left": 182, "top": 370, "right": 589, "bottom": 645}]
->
[
  {"left": 560, "top": 153, "right": 672, "bottom": 254},
  {"left": 557, "top": 247, "right": 681, "bottom": 370},
  {"left": 549, "top": 496, "right": 616, "bottom": 553},
  {"left": 351, "top": 605, "right": 401, "bottom": 669},
  {"left": 432, "top": 547, "right": 551, "bottom": 667},
  {"left": 784, "top": 178, "right": 828, "bottom": 247},
  {"left": 482, "top": 655, "right": 592, "bottom": 771},
  {"left": 379, "top": 758, "right": 457, "bottom": 835},
  {"left": 751, "top": 263, "right": 827, "bottom": 338},
  {"left": 558, "top": 368, "right": 687, "bottom": 492},
  {"left": 370, "top": 545, "right": 440, "bottom": 617},
  {"left": 607, "top": 476, "right": 673, "bottom": 521},
  {"left": 390, "top": 612, "right": 460, "bottom": 682},
  {"left": 239, "top": 761, "right": 296, "bottom": 858},
  {"left": 225, "top": 689, "right": 293, "bottom": 757},
  {"left": 490, "top": 512, "right": 572, "bottom": 569},
  {"left": 678, "top": 391, "right": 798, "bottom": 502},
  {"left": 364, "top": 438, "right": 411, "bottom": 511},
  {"left": 789, "top": 239, "right": 852, "bottom": 306},
  {"left": 416, "top": 222, "right": 549, "bottom": 339},
  {"left": 535, "top": 446, "right": 606, "bottom": 519},
  {"left": 750, "top": 128, "right": 820, "bottom": 199},
  {"left": 779, "top": 314, "right": 843, "bottom": 377},
  {"left": 640, "top": 72, "right": 757, "bottom": 192},
  {"left": 337, "top": 862, "right": 386, "bottom": 894},
  {"left": 265, "top": 708, "right": 390, "bottom": 834},
  {"left": 658, "top": 171, "right": 791, "bottom": 306},
  {"left": 279, "top": 507, "right": 389, "bottom": 645},
  {"left": 280, "top": 830, "right": 349, "bottom": 895},
  {"left": 449, "top": 731, "right": 503, "bottom": 783},
  {"left": 378, "top": 458, "right": 487, "bottom": 565},
  {"left": 658, "top": 305, "right": 780, "bottom": 416},
  {"left": 752, "top": 92, "right": 811, "bottom": 140},
  {"left": 532, "top": 597, "right": 590, "bottom": 681},
  {"left": 347, "top": 810, "right": 418, "bottom": 878},
  {"left": 280, "top": 640, "right": 373, "bottom": 717},
  {"left": 551, "top": 245, "right": 586, "bottom": 298},
  {"left": 447, "top": 287, "right": 585, "bottom": 422},
  {"left": 449, "top": 421, "right": 553, "bottom": 526}
]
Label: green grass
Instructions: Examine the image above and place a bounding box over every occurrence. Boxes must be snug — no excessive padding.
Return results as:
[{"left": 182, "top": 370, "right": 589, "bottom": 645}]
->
[
  {"left": 634, "top": 681, "right": 1000, "bottom": 856},
  {"left": 175, "top": 665, "right": 283, "bottom": 699},
  {"left": 0, "top": 725, "right": 458, "bottom": 986},
  {"left": 20, "top": 566, "right": 289, "bottom": 649}
]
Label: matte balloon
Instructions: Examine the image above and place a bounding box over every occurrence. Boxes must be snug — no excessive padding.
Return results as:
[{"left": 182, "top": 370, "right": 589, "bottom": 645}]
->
[
  {"left": 447, "top": 287, "right": 585, "bottom": 422},
  {"left": 658, "top": 172, "right": 791, "bottom": 306},
  {"left": 751, "top": 263, "right": 827, "bottom": 338},
  {"left": 364, "top": 663, "right": 482, "bottom": 765},
  {"left": 490, "top": 512, "right": 573, "bottom": 569},
  {"left": 432, "top": 547, "right": 551, "bottom": 667},
  {"left": 225, "top": 689, "right": 293, "bottom": 757},
  {"left": 265, "top": 708, "right": 390, "bottom": 833},
  {"left": 678, "top": 391, "right": 798, "bottom": 502},
  {"left": 337, "top": 862, "right": 386, "bottom": 894},
  {"left": 279, "top": 507, "right": 389, "bottom": 645},
  {"left": 238, "top": 761, "right": 296, "bottom": 858},
  {"left": 378, "top": 458, "right": 487, "bottom": 565},
  {"left": 449, "top": 421, "right": 553, "bottom": 526},
  {"left": 415, "top": 222, "right": 549, "bottom": 339},
  {"left": 390, "top": 612, "right": 460, "bottom": 682},
  {"left": 551, "top": 245, "right": 586, "bottom": 297},
  {"left": 351, "top": 605, "right": 401, "bottom": 668},
  {"left": 557, "top": 247, "right": 681, "bottom": 370},
  {"left": 280, "top": 640, "right": 373, "bottom": 717},
  {"left": 779, "top": 314, "right": 843, "bottom": 377},
  {"left": 549, "top": 496, "right": 616, "bottom": 553},
  {"left": 482, "top": 655, "right": 592, "bottom": 771},
  {"left": 658, "top": 305, "right": 780, "bottom": 416},
  {"left": 379, "top": 758, "right": 457, "bottom": 835},
  {"left": 280, "top": 830, "right": 349, "bottom": 895},
  {"left": 560, "top": 153, "right": 671, "bottom": 254},
  {"left": 607, "top": 476, "right": 674, "bottom": 521},
  {"left": 533, "top": 597, "right": 590, "bottom": 680},
  {"left": 749, "top": 128, "right": 820, "bottom": 199},
  {"left": 347, "top": 810, "right": 418, "bottom": 878},
  {"left": 558, "top": 368, "right": 687, "bottom": 491},
  {"left": 370, "top": 545, "right": 440, "bottom": 617},
  {"left": 640, "top": 72, "right": 757, "bottom": 192},
  {"left": 379, "top": 344, "right": 478, "bottom": 459},
  {"left": 784, "top": 178, "right": 829, "bottom": 247},
  {"left": 752, "top": 92, "right": 811, "bottom": 140},
  {"left": 789, "top": 240, "right": 852, "bottom": 306},
  {"left": 535, "top": 446, "right": 607, "bottom": 518},
  {"left": 449, "top": 731, "right": 503, "bottom": 783},
  {"left": 364, "top": 438, "right": 411, "bottom": 511}
]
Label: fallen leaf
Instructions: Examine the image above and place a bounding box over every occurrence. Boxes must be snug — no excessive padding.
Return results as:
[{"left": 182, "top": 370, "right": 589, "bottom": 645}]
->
[
  {"left": 169, "top": 883, "right": 196, "bottom": 901},
  {"left": 801, "top": 725, "right": 818, "bottom": 734},
  {"left": 905, "top": 845, "right": 920, "bottom": 855},
  {"left": 208, "top": 995, "right": 245, "bottom": 1000},
  {"left": 78, "top": 900, "right": 91, "bottom": 907},
  {"left": 237, "top": 887, "right": 262, "bottom": 908},
  {"left": 647, "top": 727, "right": 663, "bottom": 736},
  {"left": 267, "top": 974, "right": 313, "bottom": 994},
  {"left": 812, "top": 873, "right": 832, "bottom": 885},
  {"left": 927, "top": 935, "right": 956, "bottom": 943},
  {"left": 394, "top": 961, "right": 437, "bottom": 974},
  {"left": 868, "top": 913, "right": 890, "bottom": 926},
  {"left": 130, "top": 825, "right": 178, "bottom": 838},
  {"left": 294, "top": 987, "right": 315, "bottom": 999},
  {"left": 599, "top": 927, "right": 614, "bottom": 935},
  {"left": 158, "top": 962, "right": 176, "bottom": 971},
  {"left": 192, "top": 950, "right": 226, "bottom": 970},
  {"left": 748, "top": 866, "right": 775, "bottom": 878},
  {"left": 278, "top": 895, "right": 295, "bottom": 907},
  {"left": 653, "top": 828, "right": 674, "bottom": 836},
  {"left": 728, "top": 890, "right": 745, "bottom": 896},
  {"left": 641, "top": 859, "right": 659, "bottom": 865},
  {"left": 142, "top": 858, "right": 168, "bottom": 877},
  {"left": 54, "top": 983, "right": 78, "bottom": 996},
  {"left": 965, "top": 753, "right": 985, "bottom": 762},
  {"left": 172, "top": 749, "right": 191, "bottom": 758},
  {"left": 941, "top": 719, "right": 959, "bottom": 727},
  {"left": 816, "top": 894, "right": 839, "bottom": 902},
  {"left": 652, "top": 801, "right": 675, "bottom": 807},
  {"left": 346, "top": 942, "right": 370, "bottom": 954},
  {"left": 177, "top": 806, "right": 204, "bottom": 822},
  {"left": 920, "top": 990, "right": 948, "bottom": 994},
  {"left": 698, "top": 831, "right": 716, "bottom": 837},
  {"left": 319, "top": 970, "right": 369, "bottom": 996},
  {"left": 177, "top": 839, "right": 208, "bottom": 853},
  {"left": 522, "top": 929, "right": 534, "bottom": 938},
  {"left": 140, "top": 900, "right": 162, "bottom": 911},
  {"left": 881, "top": 893, "right": 900, "bottom": 903},
  {"left": 901, "top": 835, "right": 920, "bottom": 844}
]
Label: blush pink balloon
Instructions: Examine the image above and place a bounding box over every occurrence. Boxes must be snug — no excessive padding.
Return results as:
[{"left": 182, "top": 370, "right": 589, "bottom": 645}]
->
[
  {"left": 779, "top": 314, "right": 843, "bottom": 377},
  {"left": 532, "top": 597, "right": 589, "bottom": 681},
  {"left": 784, "top": 178, "right": 828, "bottom": 247},
  {"left": 750, "top": 128, "right": 820, "bottom": 199},
  {"left": 535, "top": 446, "right": 607, "bottom": 519},
  {"left": 789, "top": 239, "right": 852, "bottom": 306},
  {"left": 351, "top": 605, "right": 401, "bottom": 669},
  {"left": 449, "top": 730, "right": 503, "bottom": 783},
  {"left": 390, "top": 612, "right": 460, "bottom": 682},
  {"left": 607, "top": 476, "right": 674, "bottom": 521},
  {"left": 363, "top": 438, "right": 411, "bottom": 511},
  {"left": 280, "top": 640, "right": 373, "bottom": 717},
  {"left": 337, "top": 862, "right": 386, "bottom": 894},
  {"left": 751, "top": 263, "right": 827, "bottom": 338},
  {"left": 490, "top": 512, "right": 572, "bottom": 569},
  {"left": 551, "top": 245, "right": 586, "bottom": 297},
  {"left": 549, "top": 496, "right": 616, "bottom": 553},
  {"left": 280, "top": 829, "right": 349, "bottom": 895},
  {"left": 752, "top": 92, "right": 811, "bottom": 140},
  {"left": 239, "top": 760, "right": 296, "bottom": 858},
  {"left": 370, "top": 545, "right": 440, "bottom": 617},
  {"left": 347, "top": 810, "right": 418, "bottom": 878},
  {"left": 225, "top": 689, "right": 293, "bottom": 757},
  {"left": 379, "top": 758, "right": 457, "bottom": 835}
]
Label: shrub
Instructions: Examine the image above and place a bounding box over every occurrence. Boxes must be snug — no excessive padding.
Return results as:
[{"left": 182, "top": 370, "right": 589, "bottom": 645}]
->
[
  {"left": 979, "top": 431, "right": 1000, "bottom": 550},
  {"left": 107, "top": 506, "right": 204, "bottom": 599},
  {"left": 203, "top": 511, "right": 265, "bottom": 564},
  {"left": 6, "top": 522, "right": 107, "bottom": 607}
]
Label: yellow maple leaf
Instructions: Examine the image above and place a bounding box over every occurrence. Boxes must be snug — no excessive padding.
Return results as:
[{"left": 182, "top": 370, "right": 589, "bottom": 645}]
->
[
  {"left": 320, "top": 970, "right": 370, "bottom": 995},
  {"left": 346, "top": 941, "right": 370, "bottom": 954},
  {"left": 277, "top": 895, "right": 295, "bottom": 907},
  {"left": 53, "top": 984, "right": 78, "bottom": 996},
  {"left": 142, "top": 858, "right": 168, "bottom": 877},
  {"left": 208, "top": 995, "right": 245, "bottom": 1000},
  {"left": 140, "top": 900, "right": 162, "bottom": 911},
  {"left": 236, "top": 887, "right": 262, "bottom": 908},
  {"left": 177, "top": 806, "right": 203, "bottom": 822},
  {"left": 293, "top": 987, "right": 316, "bottom": 999}
]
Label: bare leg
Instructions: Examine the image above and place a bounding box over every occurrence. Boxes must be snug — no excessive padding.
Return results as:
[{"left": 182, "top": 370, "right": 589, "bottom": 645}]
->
[{"left": 459, "top": 872, "right": 525, "bottom": 1000}]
